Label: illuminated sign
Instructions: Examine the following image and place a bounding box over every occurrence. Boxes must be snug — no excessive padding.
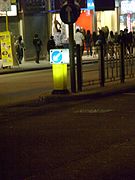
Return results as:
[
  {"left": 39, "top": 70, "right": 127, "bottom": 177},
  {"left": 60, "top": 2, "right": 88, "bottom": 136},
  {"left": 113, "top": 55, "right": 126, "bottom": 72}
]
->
[
  {"left": 121, "top": 0, "right": 135, "bottom": 14},
  {"left": 50, "top": 49, "right": 69, "bottom": 64},
  {"left": 0, "top": 31, "right": 14, "bottom": 67},
  {"left": 87, "top": 0, "right": 94, "bottom": 10},
  {"left": 0, "top": 5, "right": 17, "bottom": 16}
]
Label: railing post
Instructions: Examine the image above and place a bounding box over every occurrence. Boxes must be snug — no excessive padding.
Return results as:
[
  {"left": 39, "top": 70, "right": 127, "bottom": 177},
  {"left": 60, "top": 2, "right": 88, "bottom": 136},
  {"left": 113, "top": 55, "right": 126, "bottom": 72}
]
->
[
  {"left": 76, "top": 44, "right": 82, "bottom": 92},
  {"left": 100, "top": 45, "right": 105, "bottom": 87},
  {"left": 120, "top": 43, "right": 125, "bottom": 83}
]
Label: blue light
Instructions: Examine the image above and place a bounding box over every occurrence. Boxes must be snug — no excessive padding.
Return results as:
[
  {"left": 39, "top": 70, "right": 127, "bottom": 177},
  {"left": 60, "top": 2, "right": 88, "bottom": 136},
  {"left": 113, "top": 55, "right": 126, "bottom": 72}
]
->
[{"left": 87, "top": 0, "right": 94, "bottom": 10}]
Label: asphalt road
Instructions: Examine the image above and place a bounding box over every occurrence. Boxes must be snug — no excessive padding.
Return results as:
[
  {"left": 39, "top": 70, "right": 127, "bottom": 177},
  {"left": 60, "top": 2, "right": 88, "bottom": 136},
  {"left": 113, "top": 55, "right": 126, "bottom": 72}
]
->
[
  {"left": 0, "top": 64, "right": 98, "bottom": 106},
  {"left": 0, "top": 69, "right": 54, "bottom": 106},
  {"left": 0, "top": 91, "right": 135, "bottom": 180}
]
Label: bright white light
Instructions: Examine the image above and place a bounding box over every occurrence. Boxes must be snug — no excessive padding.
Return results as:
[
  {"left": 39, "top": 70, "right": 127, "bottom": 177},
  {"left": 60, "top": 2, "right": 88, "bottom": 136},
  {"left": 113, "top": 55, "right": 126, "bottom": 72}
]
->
[
  {"left": 0, "top": 5, "right": 17, "bottom": 16},
  {"left": 121, "top": 0, "right": 135, "bottom": 14}
]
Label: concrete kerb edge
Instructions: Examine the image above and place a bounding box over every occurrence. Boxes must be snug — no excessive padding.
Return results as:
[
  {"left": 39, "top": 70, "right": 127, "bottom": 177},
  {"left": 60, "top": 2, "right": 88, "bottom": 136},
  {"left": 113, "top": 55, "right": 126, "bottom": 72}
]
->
[
  {"left": 1, "top": 82, "right": 134, "bottom": 109},
  {"left": 0, "top": 66, "right": 52, "bottom": 75},
  {"left": 37, "top": 83, "right": 135, "bottom": 105},
  {"left": 0, "top": 60, "right": 96, "bottom": 75}
]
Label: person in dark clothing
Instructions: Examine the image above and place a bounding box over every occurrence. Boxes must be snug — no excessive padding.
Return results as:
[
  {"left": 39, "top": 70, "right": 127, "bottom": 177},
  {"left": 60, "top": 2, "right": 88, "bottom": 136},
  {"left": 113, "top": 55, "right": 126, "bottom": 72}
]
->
[
  {"left": 85, "top": 30, "right": 92, "bottom": 56},
  {"left": 92, "top": 31, "right": 98, "bottom": 57},
  {"left": 47, "top": 35, "right": 55, "bottom": 61},
  {"left": 92, "top": 31, "right": 98, "bottom": 46},
  {"left": 33, "top": 34, "right": 42, "bottom": 63},
  {"left": 118, "top": 29, "right": 132, "bottom": 54},
  {"left": 97, "top": 30, "right": 107, "bottom": 57},
  {"left": 97, "top": 30, "right": 106, "bottom": 45},
  {"left": 47, "top": 36, "right": 55, "bottom": 53},
  {"left": 117, "top": 30, "right": 124, "bottom": 44},
  {"left": 127, "top": 31, "right": 133, "bottom": 53}
]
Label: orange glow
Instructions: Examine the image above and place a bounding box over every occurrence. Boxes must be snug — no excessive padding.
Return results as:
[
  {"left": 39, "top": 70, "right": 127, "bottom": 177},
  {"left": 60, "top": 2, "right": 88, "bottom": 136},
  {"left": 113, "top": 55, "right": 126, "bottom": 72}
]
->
[{"left": 76, "top": 10, "right": 93, "bottom": 32}]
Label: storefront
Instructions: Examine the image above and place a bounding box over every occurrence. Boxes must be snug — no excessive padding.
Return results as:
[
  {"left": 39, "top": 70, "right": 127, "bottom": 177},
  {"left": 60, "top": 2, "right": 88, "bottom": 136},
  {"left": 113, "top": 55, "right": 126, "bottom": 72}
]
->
[
  {"left": 120, "top": 0, "right": 135, "bottom": 32},
  {"left": 0, "top": 1, "right": 19, "bottom": 35},
  {"left": 20, "top": 0, "right": 49, "bottom": 61},
  {"left": 50, "top": 0, "right": 94, "bottom": 42},
  {"left": 96, "top": 8, "right": 118, "bottom": 33},
  {"left": 50, "top": 0, "right": 119, "bottom": 39}
]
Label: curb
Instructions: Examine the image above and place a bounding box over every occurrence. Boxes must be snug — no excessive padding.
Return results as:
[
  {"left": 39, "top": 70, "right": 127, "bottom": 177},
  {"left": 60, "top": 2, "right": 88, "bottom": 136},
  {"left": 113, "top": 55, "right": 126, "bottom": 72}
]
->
[
  {"left": 0, "top": 60, "right": 97, "bottom": 75},
  {"left": 0, "top": 66, "right": 52, "bottom": 75},
  {"left": 2, "top": 81, "right": 135, "bottom": 108},
  {"left": 36, "top": 81, "right": 135, "bottom": 105}
]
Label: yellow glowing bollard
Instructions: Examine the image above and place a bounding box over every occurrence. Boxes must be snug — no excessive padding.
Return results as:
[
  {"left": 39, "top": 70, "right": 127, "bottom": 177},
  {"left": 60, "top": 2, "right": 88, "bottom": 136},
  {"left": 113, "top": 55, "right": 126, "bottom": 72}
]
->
[
  {"left": 50, "top": 49, "right": 69, "bottom": 94},
  {"left": 52, "top": 64, "right": 68, "bottom": 93}
]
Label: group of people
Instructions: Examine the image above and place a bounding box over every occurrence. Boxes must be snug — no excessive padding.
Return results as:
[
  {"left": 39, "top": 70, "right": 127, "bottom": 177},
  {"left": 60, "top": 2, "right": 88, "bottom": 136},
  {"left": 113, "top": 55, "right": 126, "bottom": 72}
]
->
[
  {"left": 47, "top": 28, "right": 98, "bottom": 59},
  {"left": 15, "top": 34, "right": 42, "bottom": 64},
  {"left": 74, "top": 27, "right": 135, "bottom": 57},
  {"left": 15, "top": 28, "right": 135, "bottom": 65}
]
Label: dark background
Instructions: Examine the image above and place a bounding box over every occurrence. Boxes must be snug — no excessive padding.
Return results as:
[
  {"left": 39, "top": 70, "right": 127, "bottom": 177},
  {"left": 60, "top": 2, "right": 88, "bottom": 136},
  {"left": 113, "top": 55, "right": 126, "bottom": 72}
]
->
[{"left": 94, "top": 0, "right": 115, "bottom": 11}]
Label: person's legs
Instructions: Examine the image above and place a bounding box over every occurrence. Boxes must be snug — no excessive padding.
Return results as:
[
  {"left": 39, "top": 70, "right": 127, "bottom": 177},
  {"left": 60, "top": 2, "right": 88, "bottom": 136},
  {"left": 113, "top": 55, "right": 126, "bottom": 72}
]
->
[
  {"left": 86, "top": 47, "right": 89, "bottom": 55},
  {"left": 86, "top": 44, "right": 90, "bottom": 55},
  {"left": 36, "top": 51, "right": 40, "bottom": 63},
  {"left": 90, "top": 45, "right": 92, "bottom": 56},
  {"left": 19, "top": 56, "right": 23, "bottom": 64},
  {"left": 18, "top": 49, "right": 23, "bottom": 64}
]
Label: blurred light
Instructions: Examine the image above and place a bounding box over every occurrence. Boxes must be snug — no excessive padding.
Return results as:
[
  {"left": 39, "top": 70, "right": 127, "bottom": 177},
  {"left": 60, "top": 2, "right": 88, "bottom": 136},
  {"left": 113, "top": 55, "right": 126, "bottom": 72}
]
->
[{"left": 0, "top": 5, "right": 17, "bottom": 16}]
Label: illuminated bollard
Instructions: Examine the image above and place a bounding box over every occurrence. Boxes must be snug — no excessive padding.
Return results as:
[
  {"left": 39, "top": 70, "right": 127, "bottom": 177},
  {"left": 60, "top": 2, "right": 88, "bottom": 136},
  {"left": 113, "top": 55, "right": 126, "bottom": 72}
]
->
[{"left": 50, "top": 49, "right": 69, "bottom": 94}]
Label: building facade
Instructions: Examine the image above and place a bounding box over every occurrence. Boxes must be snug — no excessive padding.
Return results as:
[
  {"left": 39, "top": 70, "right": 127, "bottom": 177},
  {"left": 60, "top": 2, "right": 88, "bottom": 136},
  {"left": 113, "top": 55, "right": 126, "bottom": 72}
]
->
[{"left": 0, "top": 0, "right": 134, "bottom": 61}]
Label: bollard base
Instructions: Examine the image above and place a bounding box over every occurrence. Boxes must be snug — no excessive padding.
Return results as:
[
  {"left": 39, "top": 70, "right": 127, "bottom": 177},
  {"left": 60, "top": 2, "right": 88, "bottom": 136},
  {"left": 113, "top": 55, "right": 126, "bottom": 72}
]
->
[{"left": 52, "top": 89, "right": 70, "bottom": 95}]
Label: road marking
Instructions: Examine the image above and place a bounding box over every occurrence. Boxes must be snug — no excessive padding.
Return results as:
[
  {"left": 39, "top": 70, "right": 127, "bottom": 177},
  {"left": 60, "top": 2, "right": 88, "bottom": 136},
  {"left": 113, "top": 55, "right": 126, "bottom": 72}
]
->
[
  {"left": 124, "top": 93, "right": 135, "bottom": 96},
  {"left": 74, "top": 108, "right": 113, "bottom": 114}
]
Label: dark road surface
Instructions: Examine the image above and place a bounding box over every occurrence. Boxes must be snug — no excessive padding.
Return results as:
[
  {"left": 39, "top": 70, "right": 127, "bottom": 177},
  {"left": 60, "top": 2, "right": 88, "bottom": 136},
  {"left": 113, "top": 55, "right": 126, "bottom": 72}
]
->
[
  {"left": 0, "top": 91, "right": 135, "bottom": 180},
  {"left": 0, "top": 64, "right": 98, "bottom": 106}
]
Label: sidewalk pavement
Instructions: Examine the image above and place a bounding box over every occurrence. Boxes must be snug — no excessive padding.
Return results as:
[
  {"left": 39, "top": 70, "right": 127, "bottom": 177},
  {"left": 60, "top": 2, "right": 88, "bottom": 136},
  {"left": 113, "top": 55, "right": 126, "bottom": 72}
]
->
[
  {"left": 0, "top": 56, "right": 135, "bottom": 105},
  {"left": 0, "top": 54, "right": 98, "bottom": 75},
  {"left": 0, "top": 60, "right": 52, "bottom": 75}
]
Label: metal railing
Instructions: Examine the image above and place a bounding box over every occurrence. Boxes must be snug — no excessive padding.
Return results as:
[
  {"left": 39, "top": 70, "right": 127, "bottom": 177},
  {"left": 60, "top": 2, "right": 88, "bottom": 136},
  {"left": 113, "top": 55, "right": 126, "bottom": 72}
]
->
[{"left": 82, "top": 43, "right": 135, "bottom": 89}]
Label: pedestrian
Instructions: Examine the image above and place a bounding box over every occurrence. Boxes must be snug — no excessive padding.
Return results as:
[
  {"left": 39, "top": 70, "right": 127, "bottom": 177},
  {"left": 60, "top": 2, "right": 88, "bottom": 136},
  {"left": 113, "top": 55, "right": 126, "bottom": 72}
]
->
[
  {"left": 92, "top": 31, "right": 98, "bottom": 57},
  {"left": 33, "top": 34, "right": 42, "bottom": 63},
  {"left": 85, "top": 30, "right": 92, "bottom": 56},
  {"left": 97, "top": 30, "right": 106, "bottom": 45},
  {"left": 108, "top": 31, "right": 115, "bottom": 45},
  {"left": 15, "top": 35, "right": 25, "bottom": 64},
  {"left": 54, "top": 29, "right": 63, "bottom": 48},
  {"left": 74, "top": 28, "right": 85, "bottom": 57},
  {"left": 47, "top": 35, "right": 55, "bottom": 61},
  {"left": 97, "top": 30, "right": 107, "bottom": 57},
  {"left": 108, "top": 31, "right": 115, "bottom": 56}
]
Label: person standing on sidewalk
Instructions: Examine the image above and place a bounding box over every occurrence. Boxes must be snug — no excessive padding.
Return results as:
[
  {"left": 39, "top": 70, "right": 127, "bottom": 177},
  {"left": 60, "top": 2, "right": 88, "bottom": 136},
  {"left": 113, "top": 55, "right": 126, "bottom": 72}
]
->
[
  {"left": 54, "top": 29, "right": 63, "bottom": 48},
  {"left": 15, "top": 35, "right": 25, "bottom": 64},
  {"left": 47, "top": 35, "right": 55, "bottom": 61},
  {"left": 85, "top": 30, "right": 92, "bottom": 56},
  {"left": 74, "top": 28, "right": 85, "bottom": 57},
  {"left": 33, "top": 34, "right": 42, "bottom": 64}
]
